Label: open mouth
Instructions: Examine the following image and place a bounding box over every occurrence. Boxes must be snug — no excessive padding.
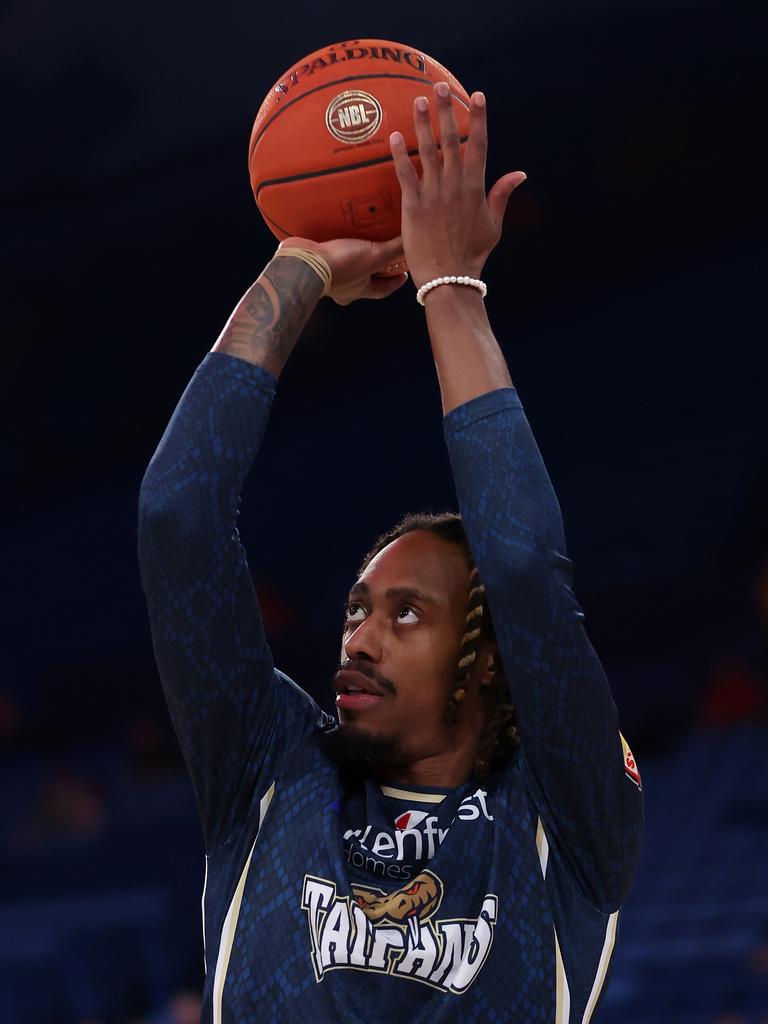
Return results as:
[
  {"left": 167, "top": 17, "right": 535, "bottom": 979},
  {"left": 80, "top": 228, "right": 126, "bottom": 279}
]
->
[
  {"left": 335, "top": 669, "right": 388, "bottom": 710},
  {"left": 335, "top": 690, "right": 385, "bottom": 710},
  {"left": 335, "top": 668, "right": 386, "bottom": 696}
]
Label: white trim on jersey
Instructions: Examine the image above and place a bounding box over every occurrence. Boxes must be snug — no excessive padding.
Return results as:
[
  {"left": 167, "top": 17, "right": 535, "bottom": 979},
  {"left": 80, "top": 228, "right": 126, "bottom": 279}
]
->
[
  {"left": 202, "top": 855, "right": 209, "bottom": 975},
  {"left": 535, "top": 817, "right": 549, "bottom": 878},
  {"left": 536, "top": 817, "right": 571, "bottom": 1022},
  {"left": 379, "top": 784, "right": 447, "bottom": 804},
  {"left": 554, "top": 927, "right": 571, "bottom": 1024},
  {"left": 534, "top": 816, "right": 620, "bottom": 1023},
  {"left": 581, "top": 910, "right": 619, "bottom": 1024},
  {"left": 212, "top": 781, "right": 276, "bottom": 1024}
]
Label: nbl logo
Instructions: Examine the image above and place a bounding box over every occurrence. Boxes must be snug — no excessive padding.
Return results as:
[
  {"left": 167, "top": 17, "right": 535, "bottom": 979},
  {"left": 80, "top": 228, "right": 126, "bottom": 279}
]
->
[{"left": 326, "top": 90, "right": 382, "bottom": 143}]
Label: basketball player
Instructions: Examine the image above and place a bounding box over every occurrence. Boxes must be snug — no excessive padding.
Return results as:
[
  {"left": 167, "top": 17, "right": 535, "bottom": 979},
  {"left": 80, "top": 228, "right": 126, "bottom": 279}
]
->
[{"left": 138, "top": 82, "right": 643, "bottom": 1022}]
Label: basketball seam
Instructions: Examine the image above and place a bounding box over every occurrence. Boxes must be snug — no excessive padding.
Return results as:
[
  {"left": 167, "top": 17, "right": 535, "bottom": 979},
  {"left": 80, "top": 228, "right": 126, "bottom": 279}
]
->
[
  {"left": 254, "top": 135, "right": 470, "bottom": 200},
  {"left": 249, "top": 74, "right": 469, "bottom": 162},
  {"left": 260, "top": 207, "right": 291, "bottom": 238}
]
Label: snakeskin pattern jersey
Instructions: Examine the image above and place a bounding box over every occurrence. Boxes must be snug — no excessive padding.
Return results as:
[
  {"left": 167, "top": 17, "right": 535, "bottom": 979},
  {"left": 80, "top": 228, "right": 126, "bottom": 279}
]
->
[{"left": 138, "top": 351, "right": 643, "bottom": 1023}]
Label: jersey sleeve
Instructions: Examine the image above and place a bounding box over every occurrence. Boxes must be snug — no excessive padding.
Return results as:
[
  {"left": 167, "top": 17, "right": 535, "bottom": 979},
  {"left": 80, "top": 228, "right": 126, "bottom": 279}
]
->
[
  {"left": 443, "top": 387, "right": 643, "bottom": 912},
  {"left": 137, "top": 352, "right": 332, "bottom": 850}
]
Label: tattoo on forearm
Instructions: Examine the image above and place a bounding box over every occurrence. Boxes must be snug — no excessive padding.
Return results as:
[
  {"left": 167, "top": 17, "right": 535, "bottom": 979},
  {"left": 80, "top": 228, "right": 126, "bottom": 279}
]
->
[
  {"left": 244, "top": 275, "right": 281, "bottom": 332},
  {"left": 212, "top": 257, "right": 324, "bottom": 374}
]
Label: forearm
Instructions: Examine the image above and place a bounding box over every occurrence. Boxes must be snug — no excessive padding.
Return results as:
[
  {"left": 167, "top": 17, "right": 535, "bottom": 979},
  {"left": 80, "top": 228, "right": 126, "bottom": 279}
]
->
[
  {"left": 212, "top": 253, "right": 324, "bottom": 376},
  {"left": 424, "top": 287, "right": 513, "bottom": 415},
  {"left": 141, "top": 253, "right": 321, "bottom": 538}
]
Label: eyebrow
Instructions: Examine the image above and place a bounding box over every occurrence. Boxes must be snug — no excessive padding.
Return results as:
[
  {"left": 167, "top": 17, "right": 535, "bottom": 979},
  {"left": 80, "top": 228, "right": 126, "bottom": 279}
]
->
[{"left": 348, "top": 581, "right": 438, "bottom": 605}]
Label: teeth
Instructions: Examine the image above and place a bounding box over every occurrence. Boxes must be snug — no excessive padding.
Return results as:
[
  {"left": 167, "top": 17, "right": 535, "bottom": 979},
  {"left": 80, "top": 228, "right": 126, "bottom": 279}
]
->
[{"left": 347, "top": 686, "right": 364, "bottom": 693}]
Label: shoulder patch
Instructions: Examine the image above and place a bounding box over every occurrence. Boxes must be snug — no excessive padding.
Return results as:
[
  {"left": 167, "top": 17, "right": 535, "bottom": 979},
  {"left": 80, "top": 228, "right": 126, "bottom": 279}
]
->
[{"left": 620, "top": 733, "right": 642, "bottom": 790}]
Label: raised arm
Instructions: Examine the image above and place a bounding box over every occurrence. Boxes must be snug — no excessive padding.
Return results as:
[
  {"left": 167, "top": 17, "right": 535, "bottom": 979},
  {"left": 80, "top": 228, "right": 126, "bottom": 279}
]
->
[
  {"left": 137, "top": 239, "right": 405, "bottom": 848},
  {"left": 390, "top": 83, "right": 642, "bottom": 911},
  {"left": 388, "top": 81, "right": 526, "bottom": 414}
]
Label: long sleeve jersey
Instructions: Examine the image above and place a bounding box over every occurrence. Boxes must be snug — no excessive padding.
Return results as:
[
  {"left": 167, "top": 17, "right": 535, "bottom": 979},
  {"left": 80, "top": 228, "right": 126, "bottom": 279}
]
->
[{"left": 137, "top": 351, "right": 643, "bottom": 1024}]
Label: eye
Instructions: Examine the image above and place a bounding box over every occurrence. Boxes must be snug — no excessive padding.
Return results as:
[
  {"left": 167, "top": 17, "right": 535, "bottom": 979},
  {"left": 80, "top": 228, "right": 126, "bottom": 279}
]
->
[
  {"left": 396, "top": 606, "right": 419, "bottom": 624},
  {"left": 344, "top": 601, "right": 367, "bottom": 625}
]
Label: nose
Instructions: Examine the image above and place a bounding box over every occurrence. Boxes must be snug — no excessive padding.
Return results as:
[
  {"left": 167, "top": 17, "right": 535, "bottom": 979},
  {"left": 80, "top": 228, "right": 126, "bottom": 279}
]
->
[{"left": 343, "top": 613, "right": 384, "bottom": 664}]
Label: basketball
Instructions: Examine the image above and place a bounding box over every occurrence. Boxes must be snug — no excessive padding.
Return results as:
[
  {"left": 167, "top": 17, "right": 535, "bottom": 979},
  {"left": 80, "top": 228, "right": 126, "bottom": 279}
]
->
[{"left": 248, "top": 39, "right": 471, "bottom": 244}]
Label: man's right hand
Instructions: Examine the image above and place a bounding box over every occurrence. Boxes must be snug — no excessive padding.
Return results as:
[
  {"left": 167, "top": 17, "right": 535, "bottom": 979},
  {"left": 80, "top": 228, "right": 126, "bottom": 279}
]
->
[{"left": 278, "top": 235, "right": 408, "bottom": 306}]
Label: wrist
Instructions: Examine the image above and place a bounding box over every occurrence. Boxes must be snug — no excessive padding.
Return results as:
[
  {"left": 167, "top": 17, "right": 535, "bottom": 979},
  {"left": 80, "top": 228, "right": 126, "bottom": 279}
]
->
[
  {"left": 423, "top": 282, "right": 487, "bottom": 316},
  {"left": 418, "top": 274, "right": 488, "bottom": 308},
  {"left": 413, "top": 258, "right": 485, "bottom": 288},
  {"left": 211, "top": 256, "right": 323, "bottom": 375},
  {"left": 275, "top": 245, "right": 332, "bottom": 296}
]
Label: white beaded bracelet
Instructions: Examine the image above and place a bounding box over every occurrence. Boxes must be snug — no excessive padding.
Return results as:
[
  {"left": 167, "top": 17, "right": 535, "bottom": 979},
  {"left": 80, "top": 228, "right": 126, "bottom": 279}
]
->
[{"left": 416, "top": 275, "right": 487, "bottom": 306}]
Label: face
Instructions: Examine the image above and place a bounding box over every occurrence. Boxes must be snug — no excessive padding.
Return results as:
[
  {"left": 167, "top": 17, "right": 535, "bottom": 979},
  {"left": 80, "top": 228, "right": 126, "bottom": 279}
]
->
[{"left": 332, "top": 530, "right": 479, "bottom": 766}]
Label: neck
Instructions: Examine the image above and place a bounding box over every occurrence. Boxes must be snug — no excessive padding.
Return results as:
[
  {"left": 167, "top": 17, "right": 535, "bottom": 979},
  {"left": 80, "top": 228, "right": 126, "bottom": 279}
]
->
[{"left": 370, "top": 725, "right": 482, "bottom": 789}]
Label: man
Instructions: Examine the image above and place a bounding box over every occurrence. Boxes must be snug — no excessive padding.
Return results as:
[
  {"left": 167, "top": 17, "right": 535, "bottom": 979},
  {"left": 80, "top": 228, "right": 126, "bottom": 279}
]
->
[{"left": 138, "top": 82, "right": 643, "bottom": 1022}]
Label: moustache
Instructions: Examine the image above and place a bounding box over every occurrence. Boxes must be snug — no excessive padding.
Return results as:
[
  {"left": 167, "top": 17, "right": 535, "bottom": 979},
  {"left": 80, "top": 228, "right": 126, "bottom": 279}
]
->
[{"left": 334, "top": 660, "right": 397, "bottom": 696}]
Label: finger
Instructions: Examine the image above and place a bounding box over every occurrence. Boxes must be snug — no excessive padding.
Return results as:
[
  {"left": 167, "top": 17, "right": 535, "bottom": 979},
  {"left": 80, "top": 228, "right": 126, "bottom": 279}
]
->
[
  {"left": 487, "top": 171, "right": 527, "bottom": 226},
  {"left": 413, "top": 94, "right": 441, "bottom": 188},
  {"left": 278, "top": 235, "right": 316, "bottom": 249},
  {"left": 434, "top": 81, "right": 461, "bottom": 179},
  {"left": 463, "top": 91, "right": 488, "bottom": 190},
  {"left": 368, "top": 234, "right": 404, "bottom": 270},
  {"left": 364, "top": 273, "right": 409, "bottom": 300},
  {"left": 389, "top": 131, "right": 419, "bottom": 196}
]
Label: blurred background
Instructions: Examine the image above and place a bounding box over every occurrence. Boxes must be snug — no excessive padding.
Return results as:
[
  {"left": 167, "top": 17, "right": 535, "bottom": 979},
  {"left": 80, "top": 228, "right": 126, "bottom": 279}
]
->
[{"left": 2, "top": 0, "right": 767, "bottom": 1021}]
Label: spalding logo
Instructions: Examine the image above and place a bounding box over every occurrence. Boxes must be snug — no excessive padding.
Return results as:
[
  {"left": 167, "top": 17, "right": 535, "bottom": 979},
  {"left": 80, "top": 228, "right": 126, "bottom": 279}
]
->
[{"left": 326, "top": 90, "right": 382, "bottom": 143}]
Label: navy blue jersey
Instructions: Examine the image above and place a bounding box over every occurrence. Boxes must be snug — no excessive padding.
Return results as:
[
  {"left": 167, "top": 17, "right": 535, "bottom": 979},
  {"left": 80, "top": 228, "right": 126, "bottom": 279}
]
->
[{"left": 137, "top": 351, "right": 643, "bottom": 1023}]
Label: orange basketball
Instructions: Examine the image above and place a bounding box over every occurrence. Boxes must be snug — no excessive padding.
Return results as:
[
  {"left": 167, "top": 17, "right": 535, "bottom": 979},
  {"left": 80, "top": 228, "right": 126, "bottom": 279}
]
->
[{"left": 248, "top": 39, "right": 471, "bottom": 243}]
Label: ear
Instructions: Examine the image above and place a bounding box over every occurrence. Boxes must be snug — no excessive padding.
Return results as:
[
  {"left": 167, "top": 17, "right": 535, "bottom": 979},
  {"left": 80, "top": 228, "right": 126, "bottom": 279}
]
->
[{"left": 477, "top": 644, "right": 498, "bottom": 688}]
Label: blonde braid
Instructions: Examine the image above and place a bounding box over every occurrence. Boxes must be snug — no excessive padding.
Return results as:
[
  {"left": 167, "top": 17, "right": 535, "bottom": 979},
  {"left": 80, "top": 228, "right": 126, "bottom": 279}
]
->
[
  {"left": 444, "top": 567, "right": 485, "bottom": 726},
  {"left": 444, "top": 562, "right": 520, "bottom": 780}
]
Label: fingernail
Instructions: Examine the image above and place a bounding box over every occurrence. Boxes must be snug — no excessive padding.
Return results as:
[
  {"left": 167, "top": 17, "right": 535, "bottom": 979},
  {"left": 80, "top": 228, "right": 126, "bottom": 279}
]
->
[
  {"left": 416, "top": 96, "right": 428, "bottom": 112},
  {"left": 436, "top": 82, "right": 449, "bottom": 97},
  {"left": 390, "top": 131, "right": 404, "bottom": 146},
  {"left": 520, "top": 172, "right": 527, "bottom": 182},
  {"left": 474, "top": 92, "right": 486, "bottom": 107}
]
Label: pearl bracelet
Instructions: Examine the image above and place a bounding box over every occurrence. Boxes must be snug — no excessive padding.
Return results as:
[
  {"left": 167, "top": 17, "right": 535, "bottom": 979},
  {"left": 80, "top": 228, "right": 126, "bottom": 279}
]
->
[{"left": 416, "top": 275, "right": 487, "bottom": 306}]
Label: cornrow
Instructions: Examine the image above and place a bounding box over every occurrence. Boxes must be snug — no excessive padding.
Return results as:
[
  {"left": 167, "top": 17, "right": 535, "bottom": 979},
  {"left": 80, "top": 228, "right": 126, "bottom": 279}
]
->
[{"left": 358, "top": 511, "right": 520, "bottom": 780}]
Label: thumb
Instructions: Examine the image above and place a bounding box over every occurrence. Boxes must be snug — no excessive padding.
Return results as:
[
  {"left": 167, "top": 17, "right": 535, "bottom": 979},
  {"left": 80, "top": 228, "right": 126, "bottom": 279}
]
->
[
  {"left": 365, "top": 272, "right": 409, "bottom": 300},
  {"left": 487, "top": 172, "right": 527, "bottom": 225},
  {"left": 368, "top": 234, "right": 404, "bottom": 269}
]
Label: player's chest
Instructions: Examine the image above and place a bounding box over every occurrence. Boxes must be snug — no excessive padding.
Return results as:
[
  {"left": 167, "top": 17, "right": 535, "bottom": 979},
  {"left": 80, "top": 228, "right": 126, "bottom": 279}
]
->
[{"left": 224, "top": 768, "right": 548, "bottom": 995}]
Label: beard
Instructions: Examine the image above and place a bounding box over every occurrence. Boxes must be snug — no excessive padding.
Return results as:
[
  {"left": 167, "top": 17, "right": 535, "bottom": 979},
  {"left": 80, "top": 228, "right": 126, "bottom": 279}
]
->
[
  {"left": 322, "top": 722, "right": 406, "bottom": 770},
  {"left": 326, "top": 659, "right": 404, "bottom": 771}
]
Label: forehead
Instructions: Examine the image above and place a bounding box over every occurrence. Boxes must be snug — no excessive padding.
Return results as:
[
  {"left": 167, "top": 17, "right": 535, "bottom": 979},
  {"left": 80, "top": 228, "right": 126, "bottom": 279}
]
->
[{"left": 358, "top": 531, "right": 470, "bottom": 603}]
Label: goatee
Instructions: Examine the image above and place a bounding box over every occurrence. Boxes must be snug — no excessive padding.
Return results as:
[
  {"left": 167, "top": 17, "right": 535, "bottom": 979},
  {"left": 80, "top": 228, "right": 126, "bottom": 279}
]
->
[{"left": 322, "top": 724, "right": 405, "bottom": 769}]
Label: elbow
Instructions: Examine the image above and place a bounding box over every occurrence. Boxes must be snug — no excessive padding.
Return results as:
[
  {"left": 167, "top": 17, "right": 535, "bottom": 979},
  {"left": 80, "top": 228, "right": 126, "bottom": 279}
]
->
[
  {"left": 138, "top": 459, "right": 207, "bottom": 537},
  {"left": 490, "top": 530, "right": 570, "bottom": 587},
  {"left": 576, "top": 848, "right": 642, "bottom": 916},
  {"left": 137, "top": 486, "right": 171, "bottom": 583},
  {"left": 482, "top": 543, "right": 553, "bottom": 613},
  {"left": 137, "top": 474, "right": 198, "bottom": 573},
  {"left": 137, "top": 473, "right": 177, "bottom": 543},
  {"left": 137, "top": 469, "right": 233, "bottom": 590},
  {"left": 589, "top": 807, "right": 644, "bottom": 914}
]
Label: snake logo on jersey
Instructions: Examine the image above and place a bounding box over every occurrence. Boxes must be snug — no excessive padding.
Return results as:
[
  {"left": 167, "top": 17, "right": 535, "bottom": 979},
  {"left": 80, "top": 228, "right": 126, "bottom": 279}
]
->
[{"left": 301, "top": 869, "right": 498, "bottom": 993}]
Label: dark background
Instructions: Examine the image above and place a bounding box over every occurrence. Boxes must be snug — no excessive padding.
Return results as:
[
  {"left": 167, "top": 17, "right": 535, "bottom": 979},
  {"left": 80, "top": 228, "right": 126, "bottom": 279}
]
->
[{"left": 2, "top": 1, "right": 767, "bottom": 1021}]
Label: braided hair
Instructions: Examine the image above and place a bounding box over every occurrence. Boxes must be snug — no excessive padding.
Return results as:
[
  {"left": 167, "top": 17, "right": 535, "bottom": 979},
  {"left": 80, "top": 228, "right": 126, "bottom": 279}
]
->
[{"left": 357, "top": 512, "right": 519, "bottom": 780}]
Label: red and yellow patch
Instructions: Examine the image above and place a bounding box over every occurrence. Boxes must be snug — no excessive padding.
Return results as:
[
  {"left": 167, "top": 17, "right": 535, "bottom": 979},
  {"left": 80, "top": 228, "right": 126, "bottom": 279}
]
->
[{"left": 620, "top": 733, "right": 642, "bottom": 790}]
